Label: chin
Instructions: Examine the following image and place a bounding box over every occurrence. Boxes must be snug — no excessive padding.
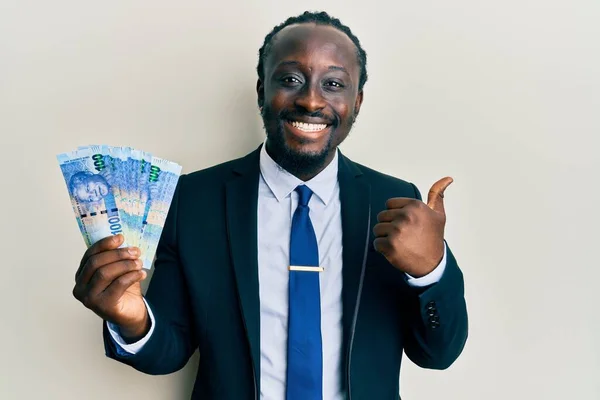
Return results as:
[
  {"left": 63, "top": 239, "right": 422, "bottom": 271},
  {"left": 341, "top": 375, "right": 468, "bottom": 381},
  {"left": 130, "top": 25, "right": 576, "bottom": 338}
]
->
[
  {"left": 283, "top": 138, "right": 328, "bottom": 157},
  {"left": 267, "top": 131, "right": 332, "bottom": 177}
]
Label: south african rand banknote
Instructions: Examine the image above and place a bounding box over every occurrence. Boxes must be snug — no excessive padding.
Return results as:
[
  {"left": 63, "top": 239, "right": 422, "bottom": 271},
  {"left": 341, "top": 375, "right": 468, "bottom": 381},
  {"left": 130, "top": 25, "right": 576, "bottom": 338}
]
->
[
  {"left": 139, "top": 156, "right": 182, "bottom": 268},
  {"left": 57, "top": 147, "right": 127, "bottom": 247},
  {"left": 57, "top": 146, "right": 182, "bottom": 269}
]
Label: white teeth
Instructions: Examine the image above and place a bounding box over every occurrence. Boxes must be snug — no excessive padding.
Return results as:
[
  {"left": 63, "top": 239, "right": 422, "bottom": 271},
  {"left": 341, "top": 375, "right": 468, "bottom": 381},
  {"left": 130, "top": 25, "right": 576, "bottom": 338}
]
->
[{"left": 290, "top": 120, "right": 328, "bottom": 132}]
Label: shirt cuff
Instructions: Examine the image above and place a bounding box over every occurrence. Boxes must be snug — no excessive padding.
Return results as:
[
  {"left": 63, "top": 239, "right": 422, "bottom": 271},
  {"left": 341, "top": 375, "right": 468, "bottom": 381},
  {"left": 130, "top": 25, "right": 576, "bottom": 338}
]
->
[
  {"left": 405, "top": 242, "right": 447, "bottom": 287},
  {"left": 106, "top": 297, "right": 155, "bottom": 356}
]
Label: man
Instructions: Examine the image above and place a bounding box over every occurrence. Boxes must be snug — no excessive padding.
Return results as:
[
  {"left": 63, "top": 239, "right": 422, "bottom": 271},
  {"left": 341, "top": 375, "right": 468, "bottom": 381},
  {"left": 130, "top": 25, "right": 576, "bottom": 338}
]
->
[{"left": 72, "top": 11, "right": 468, "bottom": 400}]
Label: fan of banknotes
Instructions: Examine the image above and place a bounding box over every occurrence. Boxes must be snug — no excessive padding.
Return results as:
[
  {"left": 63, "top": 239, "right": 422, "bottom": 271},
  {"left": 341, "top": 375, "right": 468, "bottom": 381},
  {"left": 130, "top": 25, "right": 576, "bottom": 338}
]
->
[{"left": 57, "top": 145, "right": 182, "bottom": 269}]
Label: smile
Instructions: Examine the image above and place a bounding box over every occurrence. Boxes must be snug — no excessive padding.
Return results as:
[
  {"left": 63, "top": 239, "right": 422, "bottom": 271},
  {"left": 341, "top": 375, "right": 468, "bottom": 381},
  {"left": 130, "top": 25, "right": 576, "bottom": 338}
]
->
[{"left": 287, "top": 120, "right": 329, "bottom": 132}]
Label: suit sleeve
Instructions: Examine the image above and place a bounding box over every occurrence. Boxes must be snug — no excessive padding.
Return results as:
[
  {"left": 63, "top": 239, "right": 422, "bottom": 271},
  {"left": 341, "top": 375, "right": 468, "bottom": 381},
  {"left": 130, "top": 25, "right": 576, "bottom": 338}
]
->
[
  {"left": 102, "top": 175, "right": 199, "bottom": 374},
  {"left": 398, "top": 183, "right": 469, "bottom": 370}
]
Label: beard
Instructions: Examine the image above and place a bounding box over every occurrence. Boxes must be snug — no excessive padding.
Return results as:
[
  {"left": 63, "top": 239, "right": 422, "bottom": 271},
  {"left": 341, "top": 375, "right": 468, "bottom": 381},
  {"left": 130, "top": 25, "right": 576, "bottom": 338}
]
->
[{"left": 260, "top": 104, "right": 350, "bottom": 178}]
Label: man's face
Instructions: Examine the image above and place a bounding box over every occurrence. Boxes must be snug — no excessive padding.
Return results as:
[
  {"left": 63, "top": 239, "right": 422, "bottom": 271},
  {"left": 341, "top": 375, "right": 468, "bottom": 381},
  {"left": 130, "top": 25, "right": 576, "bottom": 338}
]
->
[
  {"left": 258, "top": 23, "right": 363, "bottom": 177},
  {"left": 74, "top": 175, "right": 109, "bottom": 203}
]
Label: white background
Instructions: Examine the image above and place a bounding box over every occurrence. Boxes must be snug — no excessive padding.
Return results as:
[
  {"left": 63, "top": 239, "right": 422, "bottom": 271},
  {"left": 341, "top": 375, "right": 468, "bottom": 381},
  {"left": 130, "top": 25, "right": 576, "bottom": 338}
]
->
[{"left": 1, "top": 0, "right": 598, "bottom": 399}]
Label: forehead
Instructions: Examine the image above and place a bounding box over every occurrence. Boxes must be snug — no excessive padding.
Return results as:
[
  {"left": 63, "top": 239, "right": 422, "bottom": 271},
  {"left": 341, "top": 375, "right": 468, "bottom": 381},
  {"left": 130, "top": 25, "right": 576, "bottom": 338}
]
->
[{"left": 265, "top": 23, "right": 359, "bottom": 74}]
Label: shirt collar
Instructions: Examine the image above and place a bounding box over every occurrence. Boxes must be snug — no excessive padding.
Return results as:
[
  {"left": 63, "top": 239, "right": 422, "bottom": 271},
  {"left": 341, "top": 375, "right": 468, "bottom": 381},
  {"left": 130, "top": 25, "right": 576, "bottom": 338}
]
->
[{"left": 259, "top": 140, "right": 338, "bottom": 205}]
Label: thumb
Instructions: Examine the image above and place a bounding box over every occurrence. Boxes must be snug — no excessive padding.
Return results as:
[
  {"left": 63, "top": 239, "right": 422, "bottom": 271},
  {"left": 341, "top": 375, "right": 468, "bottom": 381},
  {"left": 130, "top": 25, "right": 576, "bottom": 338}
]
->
[{"left": 426, "top": 176, "right": 453, "bottom": 214}]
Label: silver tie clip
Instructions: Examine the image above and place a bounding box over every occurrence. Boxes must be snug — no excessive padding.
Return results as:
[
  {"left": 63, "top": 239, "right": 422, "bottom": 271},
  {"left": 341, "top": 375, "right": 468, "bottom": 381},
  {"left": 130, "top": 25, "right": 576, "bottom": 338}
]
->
[{"left": 289, "top": 265, "right": 324, "bottom": 272}]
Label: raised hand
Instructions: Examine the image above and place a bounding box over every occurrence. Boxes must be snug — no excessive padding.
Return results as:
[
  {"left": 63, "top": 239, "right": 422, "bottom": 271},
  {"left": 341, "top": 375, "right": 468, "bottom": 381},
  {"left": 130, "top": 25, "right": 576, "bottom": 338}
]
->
[{"left": 373, "top": 177, "right": 453, "bottom": 278}]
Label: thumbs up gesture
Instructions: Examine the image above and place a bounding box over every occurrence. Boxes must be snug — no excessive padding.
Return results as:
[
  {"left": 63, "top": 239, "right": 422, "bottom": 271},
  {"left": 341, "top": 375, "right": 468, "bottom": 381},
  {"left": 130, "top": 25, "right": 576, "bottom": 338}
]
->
[{"left": 373, "top": 177, "right": 453, "bottom": 278}]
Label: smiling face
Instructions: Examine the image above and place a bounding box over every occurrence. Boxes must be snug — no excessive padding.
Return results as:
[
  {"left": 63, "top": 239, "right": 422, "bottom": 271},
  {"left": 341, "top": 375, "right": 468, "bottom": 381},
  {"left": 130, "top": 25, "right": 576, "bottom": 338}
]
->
[{"left": 258, "top": 23, "right": 364, "bottom": 179}]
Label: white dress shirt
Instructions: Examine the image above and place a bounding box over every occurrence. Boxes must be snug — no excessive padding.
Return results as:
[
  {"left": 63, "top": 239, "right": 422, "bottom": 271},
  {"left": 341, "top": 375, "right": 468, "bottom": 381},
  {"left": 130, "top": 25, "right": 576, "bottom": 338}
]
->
[{"left": 107, "top": 143, "right": 447, "bottom": 399}]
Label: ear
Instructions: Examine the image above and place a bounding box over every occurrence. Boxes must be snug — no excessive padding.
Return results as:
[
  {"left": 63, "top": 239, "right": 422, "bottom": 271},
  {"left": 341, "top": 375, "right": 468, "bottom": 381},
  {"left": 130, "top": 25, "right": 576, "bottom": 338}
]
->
[
  {"left": 354, "top": 90, "right": 364, "bottom": 117},
  {"left": 256, "top": 79, "right": 264, "bottom": 109}
]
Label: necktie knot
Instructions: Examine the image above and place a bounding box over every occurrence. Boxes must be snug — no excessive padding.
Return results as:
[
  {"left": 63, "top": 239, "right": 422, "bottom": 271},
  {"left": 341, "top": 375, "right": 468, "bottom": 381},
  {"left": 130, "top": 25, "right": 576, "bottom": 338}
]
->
[{"left": 295, "top": 185, "right": 313, "bottom": 207}]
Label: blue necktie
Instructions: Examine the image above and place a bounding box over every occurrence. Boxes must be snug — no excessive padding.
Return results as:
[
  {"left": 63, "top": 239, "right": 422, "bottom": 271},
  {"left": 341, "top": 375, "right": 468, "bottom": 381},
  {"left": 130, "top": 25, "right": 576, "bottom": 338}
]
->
[{"left": 286, "top": 185, "right": 323, "bottom": 400}]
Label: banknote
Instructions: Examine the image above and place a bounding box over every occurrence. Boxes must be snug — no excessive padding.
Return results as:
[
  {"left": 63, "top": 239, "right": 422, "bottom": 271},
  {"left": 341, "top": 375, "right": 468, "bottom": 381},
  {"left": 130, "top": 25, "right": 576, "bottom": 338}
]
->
[
  {"left": 57, "top": 148, "right": 127, "bottom": 247},
  {"left": 129, "top": 149, "right": 153, "bottom": 249},
  {"left": 57, "top": 145, "right": 182, "bottom": 269},
  {"left": 139, "top": 156, "right": 182, "bottom": 268}
]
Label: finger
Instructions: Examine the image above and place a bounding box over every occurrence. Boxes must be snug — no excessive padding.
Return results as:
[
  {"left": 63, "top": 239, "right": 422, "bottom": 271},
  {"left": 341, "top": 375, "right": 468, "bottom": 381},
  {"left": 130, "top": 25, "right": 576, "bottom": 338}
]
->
[
  {"left": 373, "top": 222, "right": 395, "bottom": 238},
  {"left": 385, "top": 197, "right": 418, "bottom": 209},
  {"left": 377, "top": 208, "right": 410, "bottom": 223},
  {"left": 87, "top": 259, "right": 144, "bottom": 297},
  {"left": 426, "top": 177, "right": 453, "bottom": 214},
  {"left": 78, "top": 246, "right": 141, "bottom": 287},
  {"left": 76, "top": 234, "right": 125, "bottom": 280},
  {"left": 373, "top": 237, "right": 392, "bottom": 256},
  {"left": 101, "top": 269, "right": 147, "bottom": 301}
]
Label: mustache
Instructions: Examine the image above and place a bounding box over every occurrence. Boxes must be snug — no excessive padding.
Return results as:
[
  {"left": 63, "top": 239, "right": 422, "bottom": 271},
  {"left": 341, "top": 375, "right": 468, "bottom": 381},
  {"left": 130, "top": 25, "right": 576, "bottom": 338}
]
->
[{"left": 278, "top": 109, "right": 340, "bottom": 128}]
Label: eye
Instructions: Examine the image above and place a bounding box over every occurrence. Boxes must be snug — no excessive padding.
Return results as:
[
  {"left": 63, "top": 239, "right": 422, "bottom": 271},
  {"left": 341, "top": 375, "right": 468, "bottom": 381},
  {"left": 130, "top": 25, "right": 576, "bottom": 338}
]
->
[
  {"left": 281, "top": 76, "right": 302, "bottom": 86},
  {"left": 324, "top": 80, "right": 345, "bottom": 89}
]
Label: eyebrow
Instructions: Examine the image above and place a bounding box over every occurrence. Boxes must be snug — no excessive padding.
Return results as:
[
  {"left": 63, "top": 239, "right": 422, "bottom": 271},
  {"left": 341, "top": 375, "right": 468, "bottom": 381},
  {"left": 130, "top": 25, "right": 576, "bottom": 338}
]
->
[
  {"left": 275, "top": 61, "right": 349, "bottom": 76},
  {"left": 327, "top": 65, "right": 348, "bottom": 75}
]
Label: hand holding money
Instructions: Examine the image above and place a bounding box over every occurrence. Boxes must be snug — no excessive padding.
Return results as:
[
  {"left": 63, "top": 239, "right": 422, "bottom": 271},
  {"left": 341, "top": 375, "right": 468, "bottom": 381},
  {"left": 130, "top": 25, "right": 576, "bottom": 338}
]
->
[
  {"left": 72, "top": 234, "right": 150, "bottom": 341},
  {"left": 58, "top": 145, "right": 182, "bottom": 339}
]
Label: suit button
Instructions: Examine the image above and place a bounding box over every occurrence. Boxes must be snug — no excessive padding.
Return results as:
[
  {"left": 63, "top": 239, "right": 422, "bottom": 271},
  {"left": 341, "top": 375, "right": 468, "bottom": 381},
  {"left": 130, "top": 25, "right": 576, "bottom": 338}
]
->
[
  {"left": 426, "top": 301, "right": 437, "bottom": 314},
  {"left": 428, "top": 304, "right": 440, "bottom": 329}
]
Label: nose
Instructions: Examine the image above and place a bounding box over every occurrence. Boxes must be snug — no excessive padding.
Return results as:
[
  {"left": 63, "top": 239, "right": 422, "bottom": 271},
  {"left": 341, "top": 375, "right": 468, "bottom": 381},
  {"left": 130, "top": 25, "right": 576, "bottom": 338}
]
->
[{"left": 294, "top": 83, "right": 326, "bottom": 113}]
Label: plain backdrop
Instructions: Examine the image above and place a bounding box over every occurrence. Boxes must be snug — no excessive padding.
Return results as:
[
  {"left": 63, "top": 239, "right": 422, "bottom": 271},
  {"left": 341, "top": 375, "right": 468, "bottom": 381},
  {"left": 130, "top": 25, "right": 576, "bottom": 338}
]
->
[{"left": 1, "top": 1, "right": 598, "bottom": 399}]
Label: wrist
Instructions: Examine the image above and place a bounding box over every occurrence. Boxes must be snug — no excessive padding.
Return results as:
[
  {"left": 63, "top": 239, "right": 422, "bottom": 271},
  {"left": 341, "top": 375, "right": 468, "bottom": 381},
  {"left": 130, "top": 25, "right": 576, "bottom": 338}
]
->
[
  {"left": 411, "top": 247, "right": 445, "bottom": 278},
  {"left": 119, "top": 312, "right": 150, "bottom": 343}
]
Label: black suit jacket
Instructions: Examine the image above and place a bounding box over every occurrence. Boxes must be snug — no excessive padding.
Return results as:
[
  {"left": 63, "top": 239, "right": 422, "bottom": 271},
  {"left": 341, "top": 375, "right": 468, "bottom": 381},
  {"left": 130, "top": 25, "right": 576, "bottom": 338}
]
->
[{"left": 103, "top": 145, "right": 468, "bottom": 399}]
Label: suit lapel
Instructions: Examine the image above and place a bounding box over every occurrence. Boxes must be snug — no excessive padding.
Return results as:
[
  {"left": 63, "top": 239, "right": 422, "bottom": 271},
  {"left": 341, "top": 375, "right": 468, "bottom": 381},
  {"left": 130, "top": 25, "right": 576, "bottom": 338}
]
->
[
  {"left": 338, "top": 152, "right": 372, "bottom": 385},
  {"left": 225, "top": 146, "right": 262, "bottom": 394}
]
